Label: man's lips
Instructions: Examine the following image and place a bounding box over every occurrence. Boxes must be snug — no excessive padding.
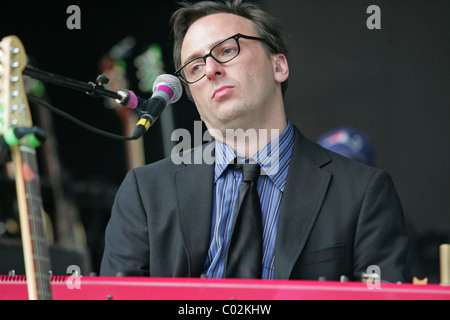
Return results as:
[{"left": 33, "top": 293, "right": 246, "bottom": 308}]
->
[{"left": 212, "top": 86, "right": 234, "bottom": 100}]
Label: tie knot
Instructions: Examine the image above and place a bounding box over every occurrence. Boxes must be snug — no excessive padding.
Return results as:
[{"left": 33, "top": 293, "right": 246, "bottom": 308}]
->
[{"left": 242, "top": 163, "right": 260, "bottom": 182}]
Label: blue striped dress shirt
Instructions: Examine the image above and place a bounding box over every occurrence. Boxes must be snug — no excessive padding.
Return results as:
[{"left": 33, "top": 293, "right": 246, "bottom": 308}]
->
[{"left": 204, "top": 121, "right": 295, "bottom": 279}]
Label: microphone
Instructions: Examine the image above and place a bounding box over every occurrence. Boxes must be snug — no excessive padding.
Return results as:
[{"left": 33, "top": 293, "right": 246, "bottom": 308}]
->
[
  {"left": 139, "top": 74, "right": 183, "bottom": 122},
  {"left": 124, "top": 74, "right": 183, "bottom": 139},
  {"left": 116, "top": 74, "right": 182, "bottom": 112}
]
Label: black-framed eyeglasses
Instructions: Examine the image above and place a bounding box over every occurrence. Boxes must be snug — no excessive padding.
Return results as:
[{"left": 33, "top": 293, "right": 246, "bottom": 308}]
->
[{"left": 174, "top": 33, "right": 269, "bottom": 84}]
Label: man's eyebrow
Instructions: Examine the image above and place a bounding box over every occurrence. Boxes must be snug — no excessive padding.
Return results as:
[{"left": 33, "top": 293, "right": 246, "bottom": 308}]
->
[{"left": 182, "top": 50, "right": 205, "bottom": 66}]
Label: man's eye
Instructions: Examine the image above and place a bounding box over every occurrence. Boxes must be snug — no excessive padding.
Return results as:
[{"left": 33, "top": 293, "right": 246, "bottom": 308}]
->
[
  {"left": 189, "top": 63, "right": 204, "bottom": 74},
  {"left": 224, "top": 48, "right": 237, "bottom": 55},
  {"left": 220, "top": 47, "right": 237, "bottom": 58}
]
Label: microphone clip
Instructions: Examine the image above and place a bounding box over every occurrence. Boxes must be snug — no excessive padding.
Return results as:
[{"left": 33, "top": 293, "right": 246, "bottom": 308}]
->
[{"left": 86, "top": 74, "right": 110, "bottom": 97}]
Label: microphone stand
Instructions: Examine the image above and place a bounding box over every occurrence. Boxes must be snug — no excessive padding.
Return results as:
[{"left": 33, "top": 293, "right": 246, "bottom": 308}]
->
[
  {"left": 23, "top": 66, "right": 149, "bottom": 141},
  {"left": 23, "top": 66, "right": 123, "bottom": 101}
]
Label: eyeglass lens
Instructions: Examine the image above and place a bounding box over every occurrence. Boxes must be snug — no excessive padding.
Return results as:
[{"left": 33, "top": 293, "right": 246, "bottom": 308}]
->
[{"left": 181, "top": 37, "right": 239, "bottom": 83}]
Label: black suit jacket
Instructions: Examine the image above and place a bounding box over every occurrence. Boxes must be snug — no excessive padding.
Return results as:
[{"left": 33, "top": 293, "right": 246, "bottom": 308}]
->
[{"left": 100, "top": 127, "right": 410, "bottom": 282}]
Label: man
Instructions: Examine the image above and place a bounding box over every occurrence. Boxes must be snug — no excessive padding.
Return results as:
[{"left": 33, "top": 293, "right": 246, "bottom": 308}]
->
[{"left": 101, "top": 0, "right": 410, "bottom": 282}]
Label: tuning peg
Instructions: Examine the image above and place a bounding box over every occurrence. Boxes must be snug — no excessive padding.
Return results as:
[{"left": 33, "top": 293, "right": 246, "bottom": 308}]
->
[
  {"left": 9, "top": 104, "right": 19, "bottom": 112},
  {"left": 10, "top": 47, "right": 19, "bottom": 56}
]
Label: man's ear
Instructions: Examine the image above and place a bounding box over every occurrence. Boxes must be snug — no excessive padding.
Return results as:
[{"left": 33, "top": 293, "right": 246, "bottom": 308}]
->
[{"left": 273, "top": 54, "right": 289, "bottom": 83}]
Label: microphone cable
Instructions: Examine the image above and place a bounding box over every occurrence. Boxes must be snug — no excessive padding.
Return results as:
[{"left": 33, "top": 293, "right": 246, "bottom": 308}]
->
[{"left": 27, "top": 94, "right": 144, "bottom": 141}]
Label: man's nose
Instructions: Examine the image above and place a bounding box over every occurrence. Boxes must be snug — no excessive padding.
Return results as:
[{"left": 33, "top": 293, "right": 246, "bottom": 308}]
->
[{"left": 204, "top": 56, "right": 224, "bottom": 80}]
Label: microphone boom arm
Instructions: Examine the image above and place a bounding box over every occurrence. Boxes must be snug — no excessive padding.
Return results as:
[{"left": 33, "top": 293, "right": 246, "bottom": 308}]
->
[
  {"left": 23, "top": 66, "right": 148, "bottom": 140},
  {"left": 23, "top": 66, "right": 124, "bottom": 102},
  {"left": 22, "top": 67, "right": 182, "bottom": 141}
]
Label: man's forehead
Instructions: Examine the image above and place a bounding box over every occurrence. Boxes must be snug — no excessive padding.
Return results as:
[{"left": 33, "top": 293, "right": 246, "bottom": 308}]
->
[{"left": 181, "top": 13, "right": 258, "bottom": 60}]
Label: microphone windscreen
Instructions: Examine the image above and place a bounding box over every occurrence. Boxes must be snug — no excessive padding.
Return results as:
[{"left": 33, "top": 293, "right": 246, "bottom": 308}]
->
[{"left": 153, "top": 74, "right": 183, "bottom": 104}]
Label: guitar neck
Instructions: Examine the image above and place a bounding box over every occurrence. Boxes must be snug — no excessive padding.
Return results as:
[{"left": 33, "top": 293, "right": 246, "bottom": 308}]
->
[{"left": 12, "top": 144, "right": 52, "bottom": 300}]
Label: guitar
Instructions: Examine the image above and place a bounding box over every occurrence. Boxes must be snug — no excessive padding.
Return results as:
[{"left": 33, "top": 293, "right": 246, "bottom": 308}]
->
[
  {"left": 26, "top": 74, "right": 86, "bottom": 250},
  {"left": 100, "top": 54, "right": 145, "bottom": 170},
  {"left": 99, "top": 42, "right": 168, "bottom": 170},
  {"left": 0, "top": 35, "right": 52, "bottom": 300}
]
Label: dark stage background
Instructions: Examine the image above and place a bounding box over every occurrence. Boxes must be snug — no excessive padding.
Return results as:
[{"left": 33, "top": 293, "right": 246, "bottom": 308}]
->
[{"left": 0, "top": 1, "right": 448, "bottom": 283}]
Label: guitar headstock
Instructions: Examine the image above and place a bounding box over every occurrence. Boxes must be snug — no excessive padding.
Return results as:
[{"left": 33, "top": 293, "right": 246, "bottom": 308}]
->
[{"left": 0, "top": 35, "right": 34, "bottom": 142}]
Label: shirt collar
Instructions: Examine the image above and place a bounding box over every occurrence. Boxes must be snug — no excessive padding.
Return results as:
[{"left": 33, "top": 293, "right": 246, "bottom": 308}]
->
[{"left": 214, "top": 121, "right": 295, "bottom": 191}]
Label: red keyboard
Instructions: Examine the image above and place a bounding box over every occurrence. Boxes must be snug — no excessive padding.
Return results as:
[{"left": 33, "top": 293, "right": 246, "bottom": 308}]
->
[{"left": 1, "top": 276, "right": 449, "bottom": 300}]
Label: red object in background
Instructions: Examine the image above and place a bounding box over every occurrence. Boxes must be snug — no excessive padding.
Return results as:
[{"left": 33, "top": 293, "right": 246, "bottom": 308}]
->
[{"left": 1, "top": 276, "right": 449, "bottom": 300}]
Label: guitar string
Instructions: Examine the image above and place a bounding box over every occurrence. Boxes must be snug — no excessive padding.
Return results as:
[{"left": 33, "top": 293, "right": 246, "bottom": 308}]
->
[
  {"left": 22, "top": 146, "right": 50, "bottom": 298},
  {"left": 30, "top": 147, "right": 52, "bottom": 299},
  {"left": 25, "top": 147, "right": 44, "bottom": 295},
  {"left": 14, "top": 68, "right": 48, "bottom": 298}
]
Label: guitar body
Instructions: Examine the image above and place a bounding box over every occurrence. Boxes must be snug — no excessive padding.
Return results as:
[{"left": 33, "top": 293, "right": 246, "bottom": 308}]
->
[{"left": 0, "top": 36, "right": 52, "bottom": 300}]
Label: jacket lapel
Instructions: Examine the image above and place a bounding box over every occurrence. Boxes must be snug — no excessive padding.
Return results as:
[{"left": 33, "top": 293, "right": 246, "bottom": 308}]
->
[
  {"left": 274, "top": 128, "right": 332, "bottom": 279},
  {"left": 175, "top": 142, "right": 215, "bottom": 276}
]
